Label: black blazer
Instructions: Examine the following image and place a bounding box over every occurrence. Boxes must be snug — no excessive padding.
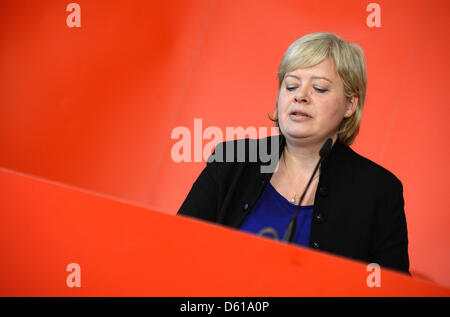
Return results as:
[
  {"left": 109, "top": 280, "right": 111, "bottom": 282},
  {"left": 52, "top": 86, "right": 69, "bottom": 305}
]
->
[{"left": 177, "top": 134, "right": 410, "bottom": 274}]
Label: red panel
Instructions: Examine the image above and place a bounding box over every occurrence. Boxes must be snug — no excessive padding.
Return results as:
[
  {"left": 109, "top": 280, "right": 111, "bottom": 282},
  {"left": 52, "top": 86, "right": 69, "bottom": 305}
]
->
[{"left": 0, "top": 167, "right": 449, "bottom": 296}]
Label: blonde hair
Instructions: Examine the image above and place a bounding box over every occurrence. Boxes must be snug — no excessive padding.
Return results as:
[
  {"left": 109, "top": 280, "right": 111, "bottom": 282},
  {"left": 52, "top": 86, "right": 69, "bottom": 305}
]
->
[{"left": 268, "top": 32, "right": 367, "bottom": 146}]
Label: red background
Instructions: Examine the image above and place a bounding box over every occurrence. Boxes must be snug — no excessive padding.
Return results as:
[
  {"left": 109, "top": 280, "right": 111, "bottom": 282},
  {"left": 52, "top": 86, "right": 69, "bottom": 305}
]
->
[{"left": 0, "top": 0, "right": 449, "bottom": 288}]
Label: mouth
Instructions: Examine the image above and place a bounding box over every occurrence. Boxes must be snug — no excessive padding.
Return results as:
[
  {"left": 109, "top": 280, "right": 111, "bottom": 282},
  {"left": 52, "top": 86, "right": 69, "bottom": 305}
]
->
[{"left": 289, "top": 111, "right": 312, "bottom": 120}]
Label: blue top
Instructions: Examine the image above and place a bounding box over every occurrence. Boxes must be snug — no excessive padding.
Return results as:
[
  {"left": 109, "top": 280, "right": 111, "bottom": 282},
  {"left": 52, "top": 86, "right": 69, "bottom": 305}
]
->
[{"left": 239, "top": 181, "right": 314, "bottom": 247}]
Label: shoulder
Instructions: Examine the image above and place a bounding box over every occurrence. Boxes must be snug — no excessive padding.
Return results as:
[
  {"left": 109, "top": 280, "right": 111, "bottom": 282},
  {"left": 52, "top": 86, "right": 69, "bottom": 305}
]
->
[
  {"left": 339, "top": 143, "right": 403, "bottom": 192},
  {"left": 208, "top": 135, "right": 281, "bottom": 164}
]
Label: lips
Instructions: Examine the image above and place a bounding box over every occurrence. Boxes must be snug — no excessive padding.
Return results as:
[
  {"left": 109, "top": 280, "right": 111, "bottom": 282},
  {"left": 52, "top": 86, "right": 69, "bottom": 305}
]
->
[{"left": 289, "top": 110, "right": 312, "bottom": 118}]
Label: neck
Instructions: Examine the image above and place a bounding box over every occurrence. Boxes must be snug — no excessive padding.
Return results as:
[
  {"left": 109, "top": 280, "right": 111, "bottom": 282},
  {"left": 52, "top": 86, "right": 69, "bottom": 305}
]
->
[{"left": 282, "top": 135, "right": 337, "bottom": 176}]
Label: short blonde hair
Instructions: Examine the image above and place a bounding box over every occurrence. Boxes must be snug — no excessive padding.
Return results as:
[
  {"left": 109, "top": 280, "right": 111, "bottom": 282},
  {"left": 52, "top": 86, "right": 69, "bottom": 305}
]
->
[{"left": 268, "top": 32, "right": 367, "bottom": 146}]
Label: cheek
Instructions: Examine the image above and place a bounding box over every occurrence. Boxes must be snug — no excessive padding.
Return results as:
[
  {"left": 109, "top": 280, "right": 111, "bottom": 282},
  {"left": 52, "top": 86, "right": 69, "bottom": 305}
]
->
[
  {"left": 277, "top": 91, "right": 291, "bottom": 111},
  {"left": 320, "top": 98, "right": 346, "bottom": 119}
]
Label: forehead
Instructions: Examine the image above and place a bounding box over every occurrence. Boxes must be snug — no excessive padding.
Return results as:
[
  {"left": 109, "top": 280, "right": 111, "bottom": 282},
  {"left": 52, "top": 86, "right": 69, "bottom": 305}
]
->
[{"left": 285, "top": 57, "right": 338, "bottom": 80}]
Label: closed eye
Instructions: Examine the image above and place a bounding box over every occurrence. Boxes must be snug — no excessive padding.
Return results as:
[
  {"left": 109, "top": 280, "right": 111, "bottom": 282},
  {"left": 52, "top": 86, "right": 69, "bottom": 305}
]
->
[
  {"left": 286, "top": 86, "right": 327, "bottom": 93},
  {"left": 315, "top": 87, "right": 327, "bottom": 93}
]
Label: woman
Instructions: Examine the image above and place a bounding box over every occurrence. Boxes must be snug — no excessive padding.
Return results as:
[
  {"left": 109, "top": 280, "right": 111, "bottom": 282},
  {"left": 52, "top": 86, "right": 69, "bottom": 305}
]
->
[{"left": 177, "top": 32, "right": 410, "bottom": 274}]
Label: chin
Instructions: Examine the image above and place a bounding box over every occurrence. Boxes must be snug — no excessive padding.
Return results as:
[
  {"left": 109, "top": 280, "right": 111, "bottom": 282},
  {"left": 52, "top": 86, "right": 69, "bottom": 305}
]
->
[
  {"left": 284, "top": 131, "right": 313, "bottom": 140},
  {"left": 282, "top": 126, "right": 309, "bottom": 136}
]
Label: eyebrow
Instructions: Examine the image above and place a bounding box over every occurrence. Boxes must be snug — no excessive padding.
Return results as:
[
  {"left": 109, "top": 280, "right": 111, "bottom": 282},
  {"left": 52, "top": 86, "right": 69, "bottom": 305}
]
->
[{"left": 285, "top": 74, "right": 333, "bottom": 83}]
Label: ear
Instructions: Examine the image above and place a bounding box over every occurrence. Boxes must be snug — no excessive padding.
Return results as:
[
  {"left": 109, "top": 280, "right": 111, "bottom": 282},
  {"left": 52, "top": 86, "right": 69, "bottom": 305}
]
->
[{"left": 345, "top": 94, "right": 358, "bottom": 118}]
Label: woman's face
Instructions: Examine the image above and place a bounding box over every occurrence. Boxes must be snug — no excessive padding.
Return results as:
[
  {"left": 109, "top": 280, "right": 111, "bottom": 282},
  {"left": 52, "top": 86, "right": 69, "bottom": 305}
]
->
[{"left": 276, "top": 57, "right": 357, "bottom": 144}]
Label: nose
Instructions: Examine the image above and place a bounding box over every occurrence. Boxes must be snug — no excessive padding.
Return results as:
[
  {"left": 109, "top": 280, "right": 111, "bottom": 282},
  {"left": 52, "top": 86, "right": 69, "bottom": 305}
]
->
[{"left": 294, "top": 87, "right": 310, "bottom": 104}]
